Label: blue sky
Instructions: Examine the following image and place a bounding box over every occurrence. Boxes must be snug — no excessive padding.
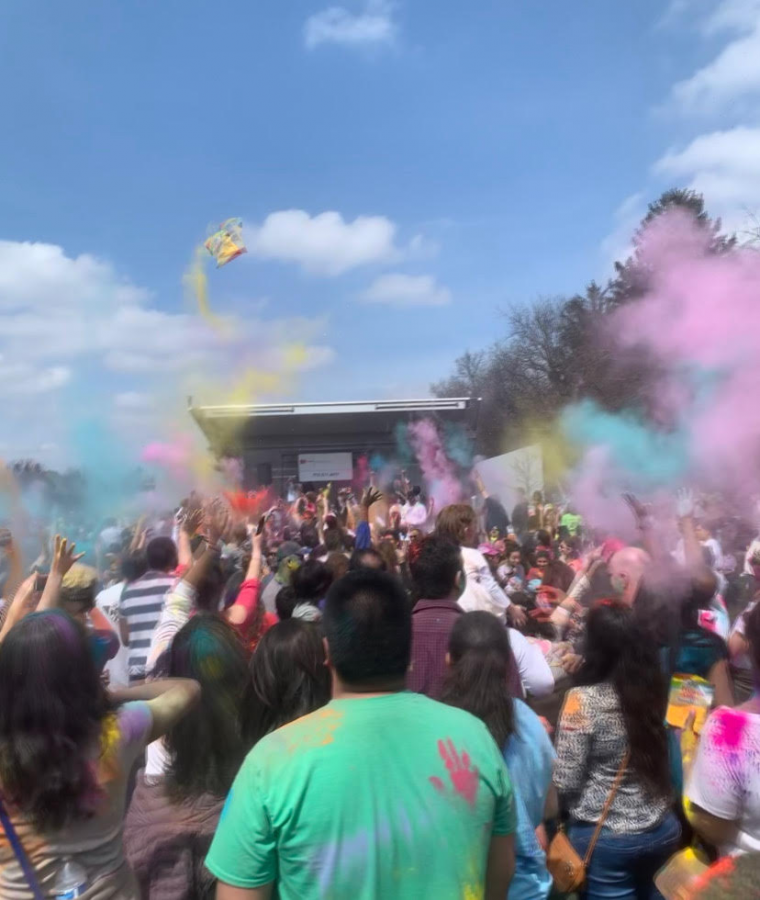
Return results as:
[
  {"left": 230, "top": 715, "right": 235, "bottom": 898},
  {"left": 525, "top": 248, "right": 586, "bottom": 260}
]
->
[{"left": 1, "top": 0, "right": 759, "bottom": 463}]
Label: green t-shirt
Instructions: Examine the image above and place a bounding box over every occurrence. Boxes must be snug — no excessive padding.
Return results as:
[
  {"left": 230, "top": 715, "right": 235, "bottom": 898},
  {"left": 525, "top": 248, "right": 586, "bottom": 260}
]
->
[
  {"left": 206, "top": 692, "right": 515, "bottom": 899},
  {"left": 560, "top": 513, "right": 583, "bottom": 536}
]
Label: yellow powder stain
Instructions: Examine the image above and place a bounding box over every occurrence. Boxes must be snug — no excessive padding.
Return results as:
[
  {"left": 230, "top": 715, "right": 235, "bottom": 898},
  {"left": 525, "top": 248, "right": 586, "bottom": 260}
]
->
[
  {"left": 97, "top": 713, "right": 121, "bottom": 784},
  {"left": 281, "top": 706, "right": 345, "bottom": 754}
]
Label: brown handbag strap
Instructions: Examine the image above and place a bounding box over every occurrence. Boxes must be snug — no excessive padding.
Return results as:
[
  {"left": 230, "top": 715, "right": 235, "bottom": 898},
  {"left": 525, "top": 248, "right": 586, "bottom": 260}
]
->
[{"left": 582, "top": 752, "right": 630, "bottom": 867}]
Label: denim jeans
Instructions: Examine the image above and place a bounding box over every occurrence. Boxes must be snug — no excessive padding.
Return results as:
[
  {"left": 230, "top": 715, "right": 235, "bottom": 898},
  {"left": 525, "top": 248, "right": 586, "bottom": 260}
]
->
[{"left": 568, "top": 812, "right": 681, "bottom": 900}]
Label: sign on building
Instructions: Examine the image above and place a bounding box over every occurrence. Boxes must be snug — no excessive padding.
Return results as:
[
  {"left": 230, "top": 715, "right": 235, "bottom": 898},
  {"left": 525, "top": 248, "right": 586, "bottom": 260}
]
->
[{"left": 298, "top": 452, "right": 353, "bottom": 482}]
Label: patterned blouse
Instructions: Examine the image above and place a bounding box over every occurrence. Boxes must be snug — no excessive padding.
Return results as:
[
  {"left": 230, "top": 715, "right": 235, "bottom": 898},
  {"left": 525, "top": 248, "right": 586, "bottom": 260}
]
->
[{"left": 554, "top": 683, "right": 671, "bottom": 833}]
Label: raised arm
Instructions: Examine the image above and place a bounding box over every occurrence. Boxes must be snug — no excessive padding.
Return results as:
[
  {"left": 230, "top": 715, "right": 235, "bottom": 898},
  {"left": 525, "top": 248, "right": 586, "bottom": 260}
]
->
[
  {"left": 227, "top": 530, "right": 263, "bottom": 629},
  {"left": 110, "top": 677, "right": 201, "bottom": 743},
  {"left": 37, "top": 535, "right": 85, "bottom": 612},
  {"left": 144, "top": 508, "right": 226, "bottom": 672},
  {"left": 0, "top": 574, "right": 38, "bottom": 644},
  {"left": 1, "top": 529, "right": 24, "bottom": 602},
  {"left": 355, "top": 488, "right": 382, "bottom": 551},
  {"left": 676, "top": 489, "right": 706, "bottom": 572},
  {"left": 176, "top": 509, "right": 202, "bottom": 571}
]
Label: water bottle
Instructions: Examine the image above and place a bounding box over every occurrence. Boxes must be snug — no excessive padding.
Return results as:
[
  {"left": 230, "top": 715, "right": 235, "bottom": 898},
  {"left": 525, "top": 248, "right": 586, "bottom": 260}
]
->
[{"left": 50, "top": 857, "right": 88, "bottom": 899}]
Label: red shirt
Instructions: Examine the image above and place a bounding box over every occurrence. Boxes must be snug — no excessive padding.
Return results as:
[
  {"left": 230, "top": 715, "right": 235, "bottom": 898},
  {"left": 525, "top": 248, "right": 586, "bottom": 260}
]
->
[
  {"left": 408, "top": 598, "right": 522, "bottom": 700},
  {"left": 408, "top": 599, "right": 464, "bottom": 699}
]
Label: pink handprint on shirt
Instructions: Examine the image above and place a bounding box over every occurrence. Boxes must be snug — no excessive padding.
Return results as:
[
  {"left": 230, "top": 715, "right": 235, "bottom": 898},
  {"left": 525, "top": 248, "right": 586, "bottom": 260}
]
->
[{"left": 432, "top": 738, "right": 480, "bottom": 807}]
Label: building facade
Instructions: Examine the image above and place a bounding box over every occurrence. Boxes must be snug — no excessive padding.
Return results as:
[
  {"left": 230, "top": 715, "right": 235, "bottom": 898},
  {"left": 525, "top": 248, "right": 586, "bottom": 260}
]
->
[{"left": 190, "top": 397, "right": 479, "bottom": 494}]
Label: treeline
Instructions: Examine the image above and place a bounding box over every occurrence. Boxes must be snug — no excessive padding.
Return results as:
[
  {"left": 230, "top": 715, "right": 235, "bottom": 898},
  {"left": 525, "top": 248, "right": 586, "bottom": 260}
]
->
[{"left": 432, "top": 190, "right": 736, "bottom": 456}]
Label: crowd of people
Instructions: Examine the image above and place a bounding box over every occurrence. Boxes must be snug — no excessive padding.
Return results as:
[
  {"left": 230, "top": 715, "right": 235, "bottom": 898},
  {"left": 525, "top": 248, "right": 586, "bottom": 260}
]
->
[{"left": 1, "top": 473, "right": 760, "bottom": 899}]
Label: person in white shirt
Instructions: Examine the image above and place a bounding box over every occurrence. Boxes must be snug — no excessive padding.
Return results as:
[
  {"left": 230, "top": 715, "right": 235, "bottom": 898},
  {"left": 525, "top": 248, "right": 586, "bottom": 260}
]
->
[
  {"left": 95, "top": 581, "right": 130, "bottom": 688},
  {"left": 401, "top": 487, "right": 429, "bottom": 531},
  {"left": 508, "top": 627, "right": 555, "bottom": 698},
  {"left": 436, "top": 503, "right": 527, "bottom": 628},
  {"left": 674, "top": 520, "right": 723, "bottom": 572}
]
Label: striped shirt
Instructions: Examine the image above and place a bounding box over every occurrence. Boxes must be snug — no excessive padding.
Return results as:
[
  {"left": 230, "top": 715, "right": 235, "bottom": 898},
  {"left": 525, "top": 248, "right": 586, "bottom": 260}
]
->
[{"left": 120, "top": 571, "right": 175, "bottom": 682}]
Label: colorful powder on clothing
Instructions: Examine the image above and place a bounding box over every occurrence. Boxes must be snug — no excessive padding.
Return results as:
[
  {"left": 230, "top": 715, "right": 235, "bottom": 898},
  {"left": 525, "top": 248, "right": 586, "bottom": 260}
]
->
[
  {"left": 436, "top": 738, "right": 479, "bottom": 807},
  {"left": 711, "top": 707, "right": 748, "bottom": 752}
]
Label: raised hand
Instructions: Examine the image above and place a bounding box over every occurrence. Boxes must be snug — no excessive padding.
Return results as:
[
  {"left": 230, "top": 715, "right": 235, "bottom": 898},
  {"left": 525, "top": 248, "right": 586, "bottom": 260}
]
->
[
  {"left": 560, "top": 650, "right": 584, "bottom": 675},
  {"left": 676, "top": 487, "right": 696, "bottom": 519},
  {"left": 362, "top": 487, "right": 383, "bottom": 509},
  {"left": 182, "top": 507, "right": 204, "bottom": 536},
  {"left": 50, "top": 535, "right": 85, "bottom": 579},
  {"left": 623, "top": 492, "right": 650, "bottom": 528},
  {"left": 205, "top": 502, "right": 231, "bottom": 547},
  {"left": 507, "top": 604, "right": 528, "bottom": 628}
]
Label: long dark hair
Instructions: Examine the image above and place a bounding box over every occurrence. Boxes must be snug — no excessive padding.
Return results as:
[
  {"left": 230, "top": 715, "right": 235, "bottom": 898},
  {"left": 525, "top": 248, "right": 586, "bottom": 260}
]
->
[
  {"left": 441, "top": 611, "right": 515, "bottom": 748},
  {"left": 165, "top": 615, "right": 252, "bottom": 800},
  {"left": 245, "top": 619, "right": 330, "bottom": 745},
  {"left": 578, "top": 601, "right": 671, "bottom": 798},
  {"left": 0, "top": 611, "right": 113, "bottom": 831}
]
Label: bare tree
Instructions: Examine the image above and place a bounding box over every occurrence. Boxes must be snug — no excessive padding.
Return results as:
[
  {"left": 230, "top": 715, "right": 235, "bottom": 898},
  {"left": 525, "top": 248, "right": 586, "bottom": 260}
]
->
[{"left": 508, "top": 447, "right": 542, "bottom": 496}]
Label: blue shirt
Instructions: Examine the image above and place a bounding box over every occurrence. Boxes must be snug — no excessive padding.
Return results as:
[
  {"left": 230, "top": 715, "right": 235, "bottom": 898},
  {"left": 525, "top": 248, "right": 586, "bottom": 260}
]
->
[{"left": 503, "top": 700, "right": 556, "bottom": 900}]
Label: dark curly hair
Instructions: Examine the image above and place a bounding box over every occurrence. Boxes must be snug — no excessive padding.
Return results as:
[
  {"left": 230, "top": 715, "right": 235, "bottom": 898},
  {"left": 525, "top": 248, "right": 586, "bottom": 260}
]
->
[
  {"left": 165, "top": 615, "right": 252, "bottom": 800},
  {"left": 0, "top": 610, "right": 113, "bottom": 831}
]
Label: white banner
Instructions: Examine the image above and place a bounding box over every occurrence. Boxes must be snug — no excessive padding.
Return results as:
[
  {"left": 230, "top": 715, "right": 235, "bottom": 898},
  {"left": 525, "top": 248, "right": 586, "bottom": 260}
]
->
[
  {"left": 298, "top": 452, "right": 353, "bottom": 482},
  {"left": 474, "top": 444, "right": 544, "bottom": 513}
]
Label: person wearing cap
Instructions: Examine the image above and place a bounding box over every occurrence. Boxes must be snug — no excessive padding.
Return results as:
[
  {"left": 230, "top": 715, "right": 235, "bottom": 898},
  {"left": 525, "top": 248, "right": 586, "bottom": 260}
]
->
[{"left": 260, "top": 541, "right": 302, "bottom": 615}]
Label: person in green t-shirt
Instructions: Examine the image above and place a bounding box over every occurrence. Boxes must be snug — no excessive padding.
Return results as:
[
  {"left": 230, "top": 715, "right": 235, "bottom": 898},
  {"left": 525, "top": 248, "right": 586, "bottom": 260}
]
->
[
  {"left": 560, "top": 509, "right": 583, "bottom": 537},
  {"left": 206, "top": 568, "right": 516, "bottom": 900}
]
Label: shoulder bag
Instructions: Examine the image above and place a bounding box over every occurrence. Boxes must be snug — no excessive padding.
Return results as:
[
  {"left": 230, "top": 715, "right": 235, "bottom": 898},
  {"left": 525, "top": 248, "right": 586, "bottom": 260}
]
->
[{"left": 547, "top": 753, "right": 629, "bottom": 893}]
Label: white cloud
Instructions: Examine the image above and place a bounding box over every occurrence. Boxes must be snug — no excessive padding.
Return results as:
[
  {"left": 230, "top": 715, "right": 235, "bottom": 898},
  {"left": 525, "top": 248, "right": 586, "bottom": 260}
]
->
[
  {"left": 603, "top": 3, "right": 760, "bottom": 259},
  {"left": 671, "top": 26, "right": 760, "bottom": 111},
  {"left": 114, "top": 391, "right": 155, "bottom": 410},
  {"left": 0, "top": 240, "right": 148, "bottom": 311},
  {"left": 247, "top": 209, "right": 401, "bottom": 275},
  {"left": 0, "top": 358, "right": 71, "bottom": 395},
  {"left": 653, "top": 126, "right": 760, "bottom": 230},
  {"left": 304, "top": 0, "right": 397, "bottom": 50},
  {"left": 0, "top": 237, "right": 336, "bottom": 469},
  {"left": 667, "top": 0, "right": 760, "bottom": 112},
  {"left": 360, "top": 273, "right": 452, "bottom": 306},
  {"left": 407, "top": 233, "right": 440, "bottom": 260},
  {"left": 701, "top": 0, "right": 760, "bottom": 35}
]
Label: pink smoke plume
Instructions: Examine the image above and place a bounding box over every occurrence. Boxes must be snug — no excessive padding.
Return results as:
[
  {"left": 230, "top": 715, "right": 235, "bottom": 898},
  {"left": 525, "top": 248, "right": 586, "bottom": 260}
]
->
[
  {"left": 616, "top": 209, "right": 760, "bottom": 492},
  {"left": 140, "top": 438, "right": 191, "bottom": 475},
  {"left": 566, "top": 208, "right": 760, "bottom": 523},
  {"left": 407, "top": 419, "right": 464, "bottom": 510}
]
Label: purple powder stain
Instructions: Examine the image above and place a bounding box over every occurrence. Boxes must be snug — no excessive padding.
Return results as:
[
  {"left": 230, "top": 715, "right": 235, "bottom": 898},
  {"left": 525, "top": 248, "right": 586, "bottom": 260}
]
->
[
  {"left": 396, "top": 802, "right": 413, "bottom": 840},
  {"left": 314, "top": 829, "right": 370, "bottom": 895}
]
